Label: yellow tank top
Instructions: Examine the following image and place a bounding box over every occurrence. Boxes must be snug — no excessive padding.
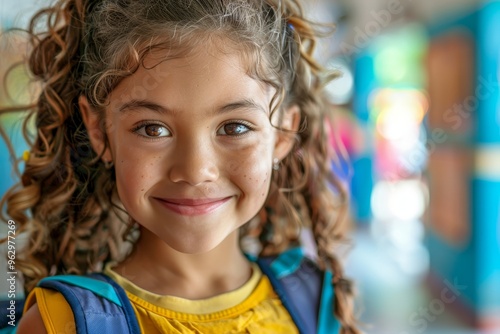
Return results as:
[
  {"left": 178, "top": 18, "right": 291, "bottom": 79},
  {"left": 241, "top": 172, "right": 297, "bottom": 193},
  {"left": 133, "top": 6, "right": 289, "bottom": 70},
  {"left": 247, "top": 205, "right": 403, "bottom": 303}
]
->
[{"left": 24, "top": 262, "right": 299, "bottom": 334}]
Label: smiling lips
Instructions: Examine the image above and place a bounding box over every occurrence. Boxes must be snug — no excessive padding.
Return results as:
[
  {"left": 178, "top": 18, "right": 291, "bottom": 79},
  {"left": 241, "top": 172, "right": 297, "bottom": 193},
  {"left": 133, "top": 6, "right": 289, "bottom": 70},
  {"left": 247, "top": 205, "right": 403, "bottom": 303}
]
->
[{"left": 155, "top": 197, "right": 232, "bottom": 216}]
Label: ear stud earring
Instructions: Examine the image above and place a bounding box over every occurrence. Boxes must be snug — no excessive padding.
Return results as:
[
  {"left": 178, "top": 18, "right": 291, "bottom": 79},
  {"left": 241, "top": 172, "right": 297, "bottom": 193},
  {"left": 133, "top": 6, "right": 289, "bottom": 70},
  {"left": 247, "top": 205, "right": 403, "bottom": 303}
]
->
[
  {"left": 103, "top": 160, "right": 114, "bottom": 169},
  {"left": 273, "top": 158, "right": 280, "bottom": 171}
]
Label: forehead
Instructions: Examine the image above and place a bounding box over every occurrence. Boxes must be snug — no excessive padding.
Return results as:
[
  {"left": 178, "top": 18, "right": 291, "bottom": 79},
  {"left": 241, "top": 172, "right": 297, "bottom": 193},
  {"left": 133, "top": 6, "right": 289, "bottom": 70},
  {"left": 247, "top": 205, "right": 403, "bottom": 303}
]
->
[
  {"left": 107, "top": 39, "right": 273, "bottom": 113},
  {"left": 143, "top": 35, "right": 259, "bottom": 76}
]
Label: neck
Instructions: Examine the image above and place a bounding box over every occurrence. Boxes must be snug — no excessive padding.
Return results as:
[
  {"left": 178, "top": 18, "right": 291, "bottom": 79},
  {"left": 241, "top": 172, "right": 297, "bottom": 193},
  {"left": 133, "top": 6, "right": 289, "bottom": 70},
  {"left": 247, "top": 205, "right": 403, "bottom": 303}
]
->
[{"left": 114, "top": 228, "right": 252, "bottom": 299}]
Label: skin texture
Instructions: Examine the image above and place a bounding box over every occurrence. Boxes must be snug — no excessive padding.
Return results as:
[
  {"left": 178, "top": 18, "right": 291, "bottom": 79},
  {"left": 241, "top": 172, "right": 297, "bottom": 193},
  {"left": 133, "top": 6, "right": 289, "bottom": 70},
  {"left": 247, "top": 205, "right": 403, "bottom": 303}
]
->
[
  {"left": 18, "top": 43, "right": 299, "bottom": 332},
  {"left": 16, "top": 303, "right": 47, "bottom": 334},
  {"left": 80, "top": 43, "right": 299, "bottom": 299}
]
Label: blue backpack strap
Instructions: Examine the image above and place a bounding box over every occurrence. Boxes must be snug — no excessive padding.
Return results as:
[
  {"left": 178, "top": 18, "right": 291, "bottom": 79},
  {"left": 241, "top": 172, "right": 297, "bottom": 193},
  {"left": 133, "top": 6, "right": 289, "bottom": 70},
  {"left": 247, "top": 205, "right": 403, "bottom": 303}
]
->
[
  {"left": 38, "top": 273, "right": 140, "bottom": 334},
  {"left": 318, "top": 271, "right": 341, "bottom": 334},
  {"left": 256, "top": 247, "right": 321, "bottom": 334},
  {"left": 256, "top": 247, "right": 341, "bottom": 334}
]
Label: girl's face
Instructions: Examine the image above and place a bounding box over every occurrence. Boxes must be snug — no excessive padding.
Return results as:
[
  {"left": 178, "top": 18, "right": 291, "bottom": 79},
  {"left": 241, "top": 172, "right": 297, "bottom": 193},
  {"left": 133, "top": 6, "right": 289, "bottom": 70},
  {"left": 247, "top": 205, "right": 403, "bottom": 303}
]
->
[{"left": 81, "top": 43, "right": 298, "bottom": 254}]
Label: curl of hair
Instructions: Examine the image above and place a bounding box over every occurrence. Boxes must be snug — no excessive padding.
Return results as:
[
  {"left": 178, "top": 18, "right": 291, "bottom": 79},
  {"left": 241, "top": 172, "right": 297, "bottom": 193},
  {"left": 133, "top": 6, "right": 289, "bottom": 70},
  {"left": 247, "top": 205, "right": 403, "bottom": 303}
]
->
[
  {"left": 1, "top": 0, "right": 360, "bottom": 332},
  {"left": 0, "top": 0, "right": 127, "bottom": 291}
]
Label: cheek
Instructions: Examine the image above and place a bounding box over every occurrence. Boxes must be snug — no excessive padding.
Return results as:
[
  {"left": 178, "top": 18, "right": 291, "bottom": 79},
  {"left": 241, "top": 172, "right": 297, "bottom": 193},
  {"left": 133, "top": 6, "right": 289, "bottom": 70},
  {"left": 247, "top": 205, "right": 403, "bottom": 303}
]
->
[
  {"left": 114, "top": 147, "right": 162, "bottom": 205},
  {"left": 230, "top": 143, "right": 273, "bottom": 199}
]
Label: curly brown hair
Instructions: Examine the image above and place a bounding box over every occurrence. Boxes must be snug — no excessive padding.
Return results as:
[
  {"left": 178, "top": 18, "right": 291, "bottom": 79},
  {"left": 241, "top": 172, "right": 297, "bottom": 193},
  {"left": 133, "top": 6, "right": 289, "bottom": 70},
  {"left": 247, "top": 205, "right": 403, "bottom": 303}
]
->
[{"left": 1, "top": 0, "right": 360, "bottom": 332}]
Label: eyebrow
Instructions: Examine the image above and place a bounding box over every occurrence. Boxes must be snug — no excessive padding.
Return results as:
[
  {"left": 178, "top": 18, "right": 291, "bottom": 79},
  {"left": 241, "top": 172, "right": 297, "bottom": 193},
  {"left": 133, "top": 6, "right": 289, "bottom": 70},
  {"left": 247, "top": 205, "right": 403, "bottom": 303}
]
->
[{"left": 117, "top": 98, "right": 267, "bottom": 115}]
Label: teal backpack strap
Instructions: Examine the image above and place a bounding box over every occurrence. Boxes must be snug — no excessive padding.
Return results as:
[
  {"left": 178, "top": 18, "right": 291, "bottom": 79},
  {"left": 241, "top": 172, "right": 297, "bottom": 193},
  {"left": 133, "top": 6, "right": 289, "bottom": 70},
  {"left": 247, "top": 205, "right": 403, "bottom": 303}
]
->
[
  {"left": 268, "top": 247, "right": 304, "bottom": 278},
  {"left": 40, "top": 275, "right": 122, "bottom": 306},
  {"left": 0, "top": 327, "right": 16, "bottom": 334},
  {"left": 317, "top": 271, "right": 341, "bottom": 334}
]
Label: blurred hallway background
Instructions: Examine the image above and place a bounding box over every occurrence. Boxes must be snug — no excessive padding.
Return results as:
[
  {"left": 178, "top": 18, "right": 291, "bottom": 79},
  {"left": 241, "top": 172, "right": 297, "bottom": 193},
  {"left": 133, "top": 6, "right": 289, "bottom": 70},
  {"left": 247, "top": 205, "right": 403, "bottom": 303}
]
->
[
  {"left": 312, "top": 0, "right": 500, "bottom": 333},
  {"left": 1, "top": 0, "right": 499, "bottom": 333}
]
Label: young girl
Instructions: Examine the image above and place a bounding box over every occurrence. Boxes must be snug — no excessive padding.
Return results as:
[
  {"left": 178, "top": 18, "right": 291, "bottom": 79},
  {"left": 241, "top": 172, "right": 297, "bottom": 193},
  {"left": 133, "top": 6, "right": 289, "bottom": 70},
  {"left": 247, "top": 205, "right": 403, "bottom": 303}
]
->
[{"left": 1, "top": 0, "right": 359, "bottom": 333}]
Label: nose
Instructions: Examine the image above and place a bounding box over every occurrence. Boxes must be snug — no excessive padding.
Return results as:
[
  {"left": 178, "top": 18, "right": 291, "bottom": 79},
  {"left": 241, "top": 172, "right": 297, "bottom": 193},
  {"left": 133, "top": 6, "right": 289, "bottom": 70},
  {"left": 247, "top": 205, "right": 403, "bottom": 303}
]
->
[{"left": 168, "top": 136, "right": 219, "bottom": 186}]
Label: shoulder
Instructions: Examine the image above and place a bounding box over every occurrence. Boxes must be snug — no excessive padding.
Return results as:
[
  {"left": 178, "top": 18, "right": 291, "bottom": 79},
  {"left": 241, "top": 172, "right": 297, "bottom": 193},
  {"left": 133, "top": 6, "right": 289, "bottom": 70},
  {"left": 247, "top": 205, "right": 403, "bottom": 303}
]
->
[
  {"left": 30, "top": 273, "right": 140, "bottom": 333},
  {"left": 256, "top": 247, "right": 329, "bottom": 334},
  {"left": 19, "top": 285, "right": 76, "bottom": 334},
  {"left": 16, "top": 303, "right": 47, "bottom": 334},
  {"left": 256, "top": 247, "right": 323, "bottom": 281}
]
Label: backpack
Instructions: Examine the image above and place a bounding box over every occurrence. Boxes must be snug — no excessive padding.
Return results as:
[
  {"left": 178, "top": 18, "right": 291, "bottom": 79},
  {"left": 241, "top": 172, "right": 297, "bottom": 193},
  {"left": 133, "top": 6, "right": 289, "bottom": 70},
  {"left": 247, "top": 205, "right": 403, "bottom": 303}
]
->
[{"left": 0, "top": 247, "right": 340, "bottom": 334}]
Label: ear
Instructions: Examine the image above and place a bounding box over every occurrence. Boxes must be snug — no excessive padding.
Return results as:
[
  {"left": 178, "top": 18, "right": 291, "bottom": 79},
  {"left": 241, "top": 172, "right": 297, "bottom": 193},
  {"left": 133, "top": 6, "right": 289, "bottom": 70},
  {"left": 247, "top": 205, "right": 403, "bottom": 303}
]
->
[
  {"left": 78, "top": 96, "right": 112, "bottom": 162},
  {"left": 273, "top": 104, "right": 301, "bottom": 161}
]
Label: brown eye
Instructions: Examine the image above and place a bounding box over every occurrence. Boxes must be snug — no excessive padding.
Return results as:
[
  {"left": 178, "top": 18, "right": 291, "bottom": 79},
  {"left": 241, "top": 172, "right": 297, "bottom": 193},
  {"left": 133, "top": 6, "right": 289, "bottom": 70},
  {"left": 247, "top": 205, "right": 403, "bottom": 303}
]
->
[
  {"left": 145, "top": 124, "right": 165, "bottom": 137},
  {"left": 217, "top": 123, "right": 251, "bottom": 136},
  {"left": 134, "top": 123, "right": 170, "bottom": 138}
]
